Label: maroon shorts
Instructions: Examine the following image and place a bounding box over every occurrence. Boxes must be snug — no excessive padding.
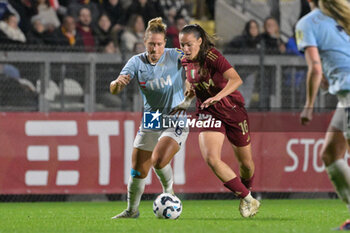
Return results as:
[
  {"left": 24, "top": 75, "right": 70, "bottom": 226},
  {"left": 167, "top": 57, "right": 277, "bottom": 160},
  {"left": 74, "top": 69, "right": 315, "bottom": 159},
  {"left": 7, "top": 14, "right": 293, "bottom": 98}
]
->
[{"left": 196, "top": 99, "right": 251, "bottom": 147}]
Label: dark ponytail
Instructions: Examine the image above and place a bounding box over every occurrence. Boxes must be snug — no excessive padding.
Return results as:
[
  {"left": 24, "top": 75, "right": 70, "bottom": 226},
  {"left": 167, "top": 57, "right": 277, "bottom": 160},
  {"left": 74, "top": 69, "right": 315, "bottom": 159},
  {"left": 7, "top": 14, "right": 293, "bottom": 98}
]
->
[{"left": 180, "top": 24, "right": 215, "bottom": 76}]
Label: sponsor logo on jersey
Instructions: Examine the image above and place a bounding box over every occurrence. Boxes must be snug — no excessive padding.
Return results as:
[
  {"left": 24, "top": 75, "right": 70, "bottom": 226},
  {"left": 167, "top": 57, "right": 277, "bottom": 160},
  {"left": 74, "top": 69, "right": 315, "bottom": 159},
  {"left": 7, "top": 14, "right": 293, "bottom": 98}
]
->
[
  {"left": 148, "top": 75, "right": 173, "bottom": 90},
  {"left": 194, "top": 78, "right": 215, "bottom": 90}
]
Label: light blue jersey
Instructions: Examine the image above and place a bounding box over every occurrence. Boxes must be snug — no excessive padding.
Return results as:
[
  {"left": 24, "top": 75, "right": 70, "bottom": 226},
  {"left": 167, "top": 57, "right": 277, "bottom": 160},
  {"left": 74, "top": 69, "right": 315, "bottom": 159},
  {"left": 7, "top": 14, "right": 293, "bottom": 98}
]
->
[
  {"left": 120, "top": 48, "right": 185, "bottom": 114},
  {"left": 296, "top": 9, "right": 350, "bottom": 94}
]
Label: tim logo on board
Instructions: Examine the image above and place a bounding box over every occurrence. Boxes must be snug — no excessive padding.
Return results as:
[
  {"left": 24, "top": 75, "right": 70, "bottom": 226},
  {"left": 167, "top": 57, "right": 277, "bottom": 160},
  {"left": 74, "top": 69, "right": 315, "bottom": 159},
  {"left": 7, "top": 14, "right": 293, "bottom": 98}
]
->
[{"left": 143, "top": 110, "right": 162, "bottom": 129}]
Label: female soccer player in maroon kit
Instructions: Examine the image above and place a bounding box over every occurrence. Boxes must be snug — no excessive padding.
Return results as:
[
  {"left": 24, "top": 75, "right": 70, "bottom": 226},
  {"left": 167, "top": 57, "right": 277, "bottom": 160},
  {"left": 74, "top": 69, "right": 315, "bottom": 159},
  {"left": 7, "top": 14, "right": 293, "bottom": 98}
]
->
[{"left": 178, "top": 24, "right": 260, "bottom": 217}]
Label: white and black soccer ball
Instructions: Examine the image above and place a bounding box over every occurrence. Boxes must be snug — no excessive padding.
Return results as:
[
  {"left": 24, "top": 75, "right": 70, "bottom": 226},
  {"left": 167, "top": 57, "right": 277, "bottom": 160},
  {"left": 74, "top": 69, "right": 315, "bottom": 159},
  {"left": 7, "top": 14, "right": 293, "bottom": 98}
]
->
[{"left": 153, "top": 193, "right": 182, "bottom": 219}]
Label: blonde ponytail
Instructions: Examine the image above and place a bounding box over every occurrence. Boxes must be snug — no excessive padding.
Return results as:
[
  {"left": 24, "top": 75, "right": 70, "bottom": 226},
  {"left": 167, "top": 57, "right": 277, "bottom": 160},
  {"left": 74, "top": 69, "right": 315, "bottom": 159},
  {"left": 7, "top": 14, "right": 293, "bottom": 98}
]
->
[
  {"left": 319, "top": 0, "right": 350, "bottom": 35},
  {"left": 145, "top": 17, "right": 167, "bottom": 39}
]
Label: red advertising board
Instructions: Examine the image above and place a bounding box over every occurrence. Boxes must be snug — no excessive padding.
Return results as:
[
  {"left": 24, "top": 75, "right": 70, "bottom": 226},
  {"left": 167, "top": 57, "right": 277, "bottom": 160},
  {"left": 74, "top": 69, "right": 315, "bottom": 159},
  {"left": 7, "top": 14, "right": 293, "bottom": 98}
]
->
[{"left": 0, "top": 112, "right": 347, "bottom": 194}]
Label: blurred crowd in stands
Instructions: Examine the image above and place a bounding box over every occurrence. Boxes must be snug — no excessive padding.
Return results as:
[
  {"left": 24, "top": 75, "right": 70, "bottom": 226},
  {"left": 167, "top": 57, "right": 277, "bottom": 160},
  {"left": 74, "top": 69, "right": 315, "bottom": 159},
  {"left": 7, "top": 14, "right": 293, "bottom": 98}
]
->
[
  {"left": 0, "top": 0, "right": 194, "bottom": 54},
  {"left": 224, "top": 16, "right": 304, "bottom": 56},
  {"left": 0, "top": 0, "right": 306, "bottom": 57}
]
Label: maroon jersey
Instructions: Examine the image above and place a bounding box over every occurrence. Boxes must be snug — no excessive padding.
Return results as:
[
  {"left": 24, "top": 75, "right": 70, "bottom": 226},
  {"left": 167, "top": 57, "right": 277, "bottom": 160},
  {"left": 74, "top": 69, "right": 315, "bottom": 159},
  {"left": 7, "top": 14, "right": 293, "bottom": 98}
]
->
[
  {"left": 181, "top": 48, "right": 245, "bottom": 107},
  {"left": 181, "top": 48, "right": 250, "bottom": 147}
]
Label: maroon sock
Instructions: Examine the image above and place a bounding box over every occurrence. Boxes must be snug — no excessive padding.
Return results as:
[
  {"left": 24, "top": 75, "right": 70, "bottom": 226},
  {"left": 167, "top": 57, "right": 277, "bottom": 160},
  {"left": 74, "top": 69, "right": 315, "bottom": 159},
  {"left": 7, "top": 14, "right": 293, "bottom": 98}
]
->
[
  {"left": 241, "top": 174, "right": 255, "bottom": 190},
  {"left": 224, "top": 177, "right": 249, "bottom": 198}
]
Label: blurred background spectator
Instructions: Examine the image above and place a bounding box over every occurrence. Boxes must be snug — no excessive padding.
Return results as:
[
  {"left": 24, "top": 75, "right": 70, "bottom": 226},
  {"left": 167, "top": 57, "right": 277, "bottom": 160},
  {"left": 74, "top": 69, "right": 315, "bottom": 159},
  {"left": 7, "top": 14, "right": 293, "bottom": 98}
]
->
[
  {"left": 76, "top": 7, "right": 96, "bottom": 52},
  {"left": 49, "top": 15, "right": 83, "bottom": 51},
  {"left": 124, "top": 0, "right": 160, "bottom": 28},
  {"left": 260, "top": 16, "right": 286, "bottom": 54},
  {"left": 166, "top": 15, "right": 187, "bottom": 49},
  {"left": 103, "top": 0, "right": 124, "bottom": 33},
  {"left": 0, "top": 11, "right": 26, "bottom": 46},
  {"left": 158, "top": 0, "right": 191, "bottom": 26},
  {"left": 103, "top": 40, "right": 119, "bottom": 54},
  {"left": 67, "top": 0, "right": 100, "bottom": 24},
  {"left": 32, "top": 0, "right": 60, "bottom": 33},
  {"left": 26, "top": 15, "right": 52, "bottom": 47},
  {"left": 7, "top": 0, "right": 34, "bottom": 35},
  {"left": 224, "top": 19, "right": 261, "bottom": 54},
  {"left": 120, "top": 14, "right": 145, "bottom": 54},
  {"left": 0, "top": 63, "right": 38, "bottom": 108},
  {"left": 93, "top": 13, "right": 120, "bottom": 53}
]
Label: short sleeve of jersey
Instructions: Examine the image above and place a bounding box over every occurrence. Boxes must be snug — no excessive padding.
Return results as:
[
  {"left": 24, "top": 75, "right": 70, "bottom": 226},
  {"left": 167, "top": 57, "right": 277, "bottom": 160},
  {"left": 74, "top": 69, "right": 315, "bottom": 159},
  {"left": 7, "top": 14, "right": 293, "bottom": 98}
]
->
[
  {"left": 120, "top": 55, "right": 137, "bottom": 79},
  {"left": 295, "top": 17, "right": 317, "bottom": 52},
  {"left": 207, "top": 48, "right": 232, "bottom": 74},
  {"left": 174, "top": 48, "right": 184, "bottom": 60}
]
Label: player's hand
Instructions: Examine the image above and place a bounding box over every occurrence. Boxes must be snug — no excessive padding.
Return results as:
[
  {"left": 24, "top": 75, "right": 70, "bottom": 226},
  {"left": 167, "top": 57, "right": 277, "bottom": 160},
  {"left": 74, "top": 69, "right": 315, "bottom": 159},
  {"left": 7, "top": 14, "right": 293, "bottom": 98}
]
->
[
  {"left": 170, "top": 97, "right": 193, "bottom": 115},
  {"left": 200, "top": 96, "right": 221, "bottom": 109},
  {"left": 184, "top": 85, "right": 195, "bottom": 98},
  {"left": 110, "top": 74, "right": 130, "bottom": 94},
  {"left": 320, "top": 74, "right": 329, "bottom": 90},
  {"left": 116, "top": 74, "right": 130, "bottom": 86},
  {"left": 170, "top": 106, "right": 186, "bottom": 116},
  {"left": 300, "top": 107, "right": 313, "bottom": 125}
]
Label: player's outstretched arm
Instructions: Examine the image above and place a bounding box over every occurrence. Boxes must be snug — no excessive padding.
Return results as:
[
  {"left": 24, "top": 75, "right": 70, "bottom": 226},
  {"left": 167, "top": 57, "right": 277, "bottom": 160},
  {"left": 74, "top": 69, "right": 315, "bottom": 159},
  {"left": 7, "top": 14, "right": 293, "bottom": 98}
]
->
[
  {"left": 110, "top": 74, "right": 131, "bottom": 95},
  {"left": 201, "top": 68, "right": 242, "bottom": 109},
  {"left": 300, "top": 46, "right": 322, "bottom": 125}
]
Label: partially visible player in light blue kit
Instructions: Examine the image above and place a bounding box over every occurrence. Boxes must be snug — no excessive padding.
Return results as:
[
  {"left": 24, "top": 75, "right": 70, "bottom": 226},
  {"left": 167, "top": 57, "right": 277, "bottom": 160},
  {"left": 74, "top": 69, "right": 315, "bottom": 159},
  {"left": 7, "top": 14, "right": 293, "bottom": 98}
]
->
[
  {"left": 296, "top": 0, "right": 350, "bottom": 230},
  {"left": 109, "top": 17, "right": 189, "bottom": 219}
]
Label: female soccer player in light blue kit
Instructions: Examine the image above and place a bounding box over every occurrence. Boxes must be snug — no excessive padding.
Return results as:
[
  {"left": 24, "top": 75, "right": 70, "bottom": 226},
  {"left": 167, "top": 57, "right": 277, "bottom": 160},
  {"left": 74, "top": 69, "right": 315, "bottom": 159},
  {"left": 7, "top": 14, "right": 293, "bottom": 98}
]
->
[
  {"left": 296, "top": 0, "right": 350, "bottom": 229},
  {"left": 109, "top": 17, "right": 188, "bottom": 219}
]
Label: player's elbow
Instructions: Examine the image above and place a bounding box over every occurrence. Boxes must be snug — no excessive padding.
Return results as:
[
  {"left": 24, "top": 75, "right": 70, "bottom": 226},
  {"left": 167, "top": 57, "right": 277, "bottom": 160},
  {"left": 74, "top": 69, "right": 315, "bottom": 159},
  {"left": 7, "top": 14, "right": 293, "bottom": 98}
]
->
[
  {"left": 236, "top": 77, "right": 243, "bottom": 87},
  {"left": 309, "top": 65, "right": 323, "bottom": 78}
]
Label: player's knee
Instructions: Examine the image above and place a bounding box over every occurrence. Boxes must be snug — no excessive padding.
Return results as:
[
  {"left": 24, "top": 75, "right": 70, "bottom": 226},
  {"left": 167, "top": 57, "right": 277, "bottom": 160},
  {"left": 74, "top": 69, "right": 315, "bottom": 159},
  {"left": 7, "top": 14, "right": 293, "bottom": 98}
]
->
[
  {"left": 240, "top": 162, "right": 254, "bottom": 173},
  {"left": 131, "top": 168, "right": 147, "bottom": 178},
  {"left": 239, "top": 158, "right": 254, "bottom": 169},
  {"left": 320, "top": 146, "right": 337, "bottom": 166},
  {"left": 151, "top": 156, "right": 163, "bottom": 169},
  {"left": 204, "top": 155, "right": 220, "bottom": 168}
]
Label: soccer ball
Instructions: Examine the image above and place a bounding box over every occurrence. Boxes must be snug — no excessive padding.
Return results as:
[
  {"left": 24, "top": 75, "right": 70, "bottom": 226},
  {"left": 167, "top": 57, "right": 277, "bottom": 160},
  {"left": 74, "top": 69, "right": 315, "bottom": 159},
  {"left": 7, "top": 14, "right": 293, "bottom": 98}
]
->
[{"left": 153, "top": 193, "right": 182, "bottom": 219}]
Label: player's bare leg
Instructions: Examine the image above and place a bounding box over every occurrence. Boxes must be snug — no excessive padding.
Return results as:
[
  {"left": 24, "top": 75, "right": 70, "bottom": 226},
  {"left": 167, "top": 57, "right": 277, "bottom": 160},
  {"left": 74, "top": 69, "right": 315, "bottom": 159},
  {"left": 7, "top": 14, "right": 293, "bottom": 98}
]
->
[
  {"left": 322, "top": 127, "right": 350, "bottom": 204},
  {"left": 152, "top": 136, "right": 180, "bottom": 194},
  {"left": 232, "top": 143, "right": 255, "bottom": 190},
  {"left": 321, "top": 126, "right": 350, "bottom": 228},
  {"left": 198, "top": 131, "right": 259, "bottom": 217},
  {"left": 112, "top": 148, "right": 152, "bottom": 219},
  {"left": 199, "top": 132, "right": 235, "bottom": 181}
]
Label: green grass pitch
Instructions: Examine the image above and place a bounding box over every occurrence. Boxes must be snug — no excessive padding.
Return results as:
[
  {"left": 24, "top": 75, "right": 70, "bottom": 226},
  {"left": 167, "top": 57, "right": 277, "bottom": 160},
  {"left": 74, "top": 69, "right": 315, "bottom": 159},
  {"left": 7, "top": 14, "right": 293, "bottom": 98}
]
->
[{"left": 0, "top": 199, "right": 348, "bottom": 233}]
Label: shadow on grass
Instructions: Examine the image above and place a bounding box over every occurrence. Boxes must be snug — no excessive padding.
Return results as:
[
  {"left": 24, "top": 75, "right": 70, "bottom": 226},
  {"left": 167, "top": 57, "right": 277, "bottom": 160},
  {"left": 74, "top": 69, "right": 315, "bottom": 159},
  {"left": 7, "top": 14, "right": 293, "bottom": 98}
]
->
[
  {"left": 131, "top": 216, "right": 296, "bottom": 221},
  {"left": 180, "top": 217, "right": 295, "bottom": 221}
]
